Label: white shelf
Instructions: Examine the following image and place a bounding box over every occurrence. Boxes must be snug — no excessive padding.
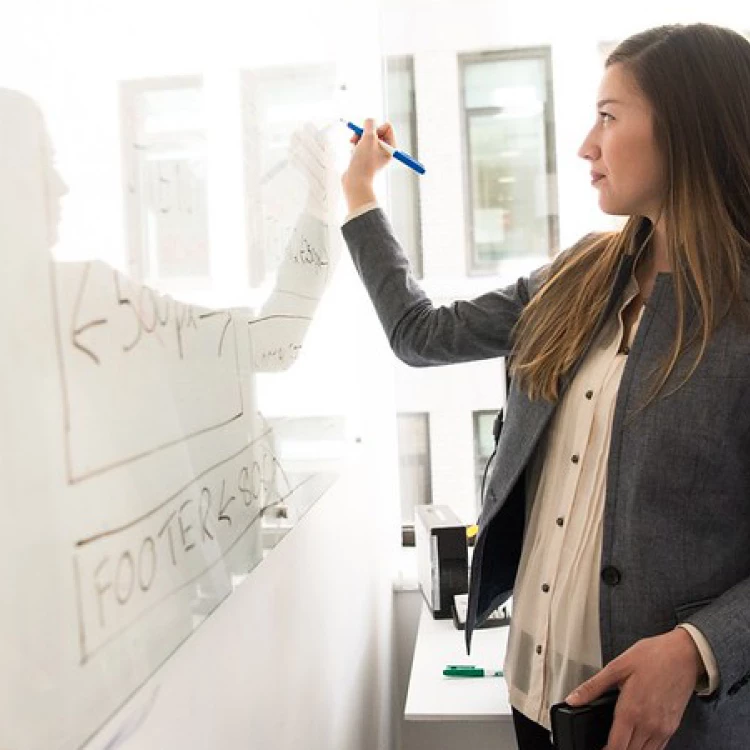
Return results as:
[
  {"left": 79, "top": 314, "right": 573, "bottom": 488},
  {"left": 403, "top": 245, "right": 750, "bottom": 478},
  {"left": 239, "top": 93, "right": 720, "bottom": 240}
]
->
[{"left": 405, "top": 603, "right": 512, "bottom": 722}]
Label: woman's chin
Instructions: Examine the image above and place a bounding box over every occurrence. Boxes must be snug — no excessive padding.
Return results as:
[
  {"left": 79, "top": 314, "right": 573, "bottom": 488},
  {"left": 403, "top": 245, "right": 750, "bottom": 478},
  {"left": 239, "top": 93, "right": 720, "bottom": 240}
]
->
[{"left": 598, "top": 200, "right": 628, "bottom": 217}]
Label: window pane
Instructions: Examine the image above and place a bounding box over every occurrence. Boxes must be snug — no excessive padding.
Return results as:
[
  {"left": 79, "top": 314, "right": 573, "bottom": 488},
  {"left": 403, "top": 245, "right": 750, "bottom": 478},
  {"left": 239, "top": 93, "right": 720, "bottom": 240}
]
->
[
  {"left": 464, "top": 57, "right": 546, "bottom": 109},
  {"left": 397, "top": 413, "right": 432, "bottom": 527},
  {"left": 386, "top": 56, "right": 423, "bottom": 277},
  {"left": 463, "top": 52, "right": 557, "bottom": 272}
]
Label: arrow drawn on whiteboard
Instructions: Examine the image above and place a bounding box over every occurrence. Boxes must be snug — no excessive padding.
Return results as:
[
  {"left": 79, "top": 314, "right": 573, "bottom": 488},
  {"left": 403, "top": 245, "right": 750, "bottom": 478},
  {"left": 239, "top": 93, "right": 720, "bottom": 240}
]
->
[
  {"left": 197, "top": 309, "right": 233, "bottom": 356},
  {"left": 72, "top": 263, "right": 107, "bottom": 365},
  {"left": 99, "top": 685, "right": 160, "bottom": 750}
]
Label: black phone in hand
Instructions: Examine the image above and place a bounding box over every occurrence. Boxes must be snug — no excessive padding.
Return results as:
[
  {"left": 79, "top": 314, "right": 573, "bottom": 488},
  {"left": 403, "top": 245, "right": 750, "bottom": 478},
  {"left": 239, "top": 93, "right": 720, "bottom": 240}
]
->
[{"left": 550, "top": 690, "right": 619, "bottom": 750}]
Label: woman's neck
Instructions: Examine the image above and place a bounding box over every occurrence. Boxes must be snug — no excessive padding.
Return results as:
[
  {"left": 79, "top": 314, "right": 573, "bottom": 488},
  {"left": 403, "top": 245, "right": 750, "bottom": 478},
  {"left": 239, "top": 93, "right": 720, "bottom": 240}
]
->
[
  {"left": 648, "top": 218, "right": 671, "bottom": 273},
  {"left": 633, "top": 219, "right": 671, "bottom": 303}
]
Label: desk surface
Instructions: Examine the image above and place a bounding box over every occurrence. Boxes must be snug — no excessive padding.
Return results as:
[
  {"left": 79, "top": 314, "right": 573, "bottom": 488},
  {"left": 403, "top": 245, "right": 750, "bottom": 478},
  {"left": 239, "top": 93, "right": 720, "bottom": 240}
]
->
[{"left": 405, "top": 603, "right": 512, "bottom": 722}]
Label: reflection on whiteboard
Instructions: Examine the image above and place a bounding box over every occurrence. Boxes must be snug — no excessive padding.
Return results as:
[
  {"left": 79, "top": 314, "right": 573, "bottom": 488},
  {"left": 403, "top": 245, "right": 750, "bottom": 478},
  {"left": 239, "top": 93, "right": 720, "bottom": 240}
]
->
[
  {"left": 242, "top": 63, "right": 338, "bottom": 287},
  {"left": 145, "top": 156, "right": 209, "bottom": 278},
  {"left": 0, "top": 79, "right": 345, "bottom": 750},
  {"left": 248, "top": 125, "right": 334, "bottom": 372},
  {"left": 121, "top": 78, "right": 210, "bottom": 285}
]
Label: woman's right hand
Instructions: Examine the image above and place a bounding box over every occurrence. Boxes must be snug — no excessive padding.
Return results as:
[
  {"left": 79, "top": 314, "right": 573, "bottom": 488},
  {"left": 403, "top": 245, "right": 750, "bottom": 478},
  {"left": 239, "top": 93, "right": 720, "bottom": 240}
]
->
[{"left": 341, "top": 118, "right": 396, "bottom": 213}]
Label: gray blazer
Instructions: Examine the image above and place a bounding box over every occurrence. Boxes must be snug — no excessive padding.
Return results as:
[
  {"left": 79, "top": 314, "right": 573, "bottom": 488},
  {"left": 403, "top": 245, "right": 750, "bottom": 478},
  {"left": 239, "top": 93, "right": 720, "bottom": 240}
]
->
[{"left": 343, "top": 209, "right": 750, "bottom": 748}]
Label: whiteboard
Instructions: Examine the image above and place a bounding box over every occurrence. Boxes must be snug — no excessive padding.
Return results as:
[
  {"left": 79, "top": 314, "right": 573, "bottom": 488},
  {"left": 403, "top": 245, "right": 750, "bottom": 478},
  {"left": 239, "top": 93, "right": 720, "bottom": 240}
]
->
[{"left": 0, "top": 46, "right": 356, "bottom": 750}]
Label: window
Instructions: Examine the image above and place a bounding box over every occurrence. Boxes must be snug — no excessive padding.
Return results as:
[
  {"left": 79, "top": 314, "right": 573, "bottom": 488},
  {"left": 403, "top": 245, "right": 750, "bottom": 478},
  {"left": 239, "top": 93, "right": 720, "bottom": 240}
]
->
[
  {"left": 473, "top": 410, "right": 498, "bottom": 512},
  {"left": 385, "top": 56, "right": 423, "bottom": 278},
  {"left": 460, "top": 49, "right": 558, "bottom": 274},
  {"left": 397, "top": 413, "right": 432, "bottom": 545}
]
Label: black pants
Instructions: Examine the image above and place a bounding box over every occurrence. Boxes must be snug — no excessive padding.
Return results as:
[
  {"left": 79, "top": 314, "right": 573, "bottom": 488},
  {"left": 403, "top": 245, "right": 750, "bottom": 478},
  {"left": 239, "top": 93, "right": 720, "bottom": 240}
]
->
[{"left": 512, "top": 708, "right": 555, "bottom": 750}]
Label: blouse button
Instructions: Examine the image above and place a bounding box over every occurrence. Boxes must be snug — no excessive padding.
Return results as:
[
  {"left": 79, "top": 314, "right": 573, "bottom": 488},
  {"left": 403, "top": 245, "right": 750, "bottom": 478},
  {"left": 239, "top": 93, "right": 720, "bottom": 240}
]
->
[
  {"left": 571, "top": 454, "right": 580, "bottom": 464},
  {"left": 541, "top": 583, "right": 550, "bottom": 593},
  {"left": 556, "top": 517, "right": 564, "bottom": 527},
  {"left": 536, "top": 645, "right": 543, "bottom": 655},
  {"left": 585, "top": 390, "right": 594, "bottom": 399}
]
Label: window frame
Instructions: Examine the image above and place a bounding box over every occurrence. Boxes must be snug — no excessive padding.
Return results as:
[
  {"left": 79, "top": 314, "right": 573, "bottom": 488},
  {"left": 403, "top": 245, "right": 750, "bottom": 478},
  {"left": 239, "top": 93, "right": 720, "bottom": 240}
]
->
[
  {"left": 384, "top": 54, "right": 424, "bottom": 279},
  {"left": 458, "top": 46, "right": 559, "bottom": 276}
]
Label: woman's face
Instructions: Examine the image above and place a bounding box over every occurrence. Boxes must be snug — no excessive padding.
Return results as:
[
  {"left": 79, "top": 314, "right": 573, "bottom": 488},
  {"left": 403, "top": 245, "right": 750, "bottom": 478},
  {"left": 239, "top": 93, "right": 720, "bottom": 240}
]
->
[{"left": 578, "top": 63, "right": 666, "bottom": 222}]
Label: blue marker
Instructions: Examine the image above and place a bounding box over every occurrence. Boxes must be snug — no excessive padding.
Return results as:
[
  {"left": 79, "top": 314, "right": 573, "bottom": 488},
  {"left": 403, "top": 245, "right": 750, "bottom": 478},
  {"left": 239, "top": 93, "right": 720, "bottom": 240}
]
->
[{"left": 344, "top": 120, "right": 426, "bottom": 175}]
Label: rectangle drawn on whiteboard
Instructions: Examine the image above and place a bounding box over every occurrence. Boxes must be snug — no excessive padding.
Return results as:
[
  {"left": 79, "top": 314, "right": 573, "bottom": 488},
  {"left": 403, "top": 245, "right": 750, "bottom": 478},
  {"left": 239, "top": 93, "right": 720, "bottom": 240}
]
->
[
  {"left": 54, "top": 260, "right": 245, "bottom": 484},
  {"left": 73, "top": 440, "right": 266, "bottom": 663}
]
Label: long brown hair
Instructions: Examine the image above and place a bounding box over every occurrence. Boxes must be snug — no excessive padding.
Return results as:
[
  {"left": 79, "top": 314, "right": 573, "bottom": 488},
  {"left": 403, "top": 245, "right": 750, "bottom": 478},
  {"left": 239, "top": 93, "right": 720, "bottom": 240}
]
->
[{"left": 512, "top": 23, "right": 750, "bottom": 402}]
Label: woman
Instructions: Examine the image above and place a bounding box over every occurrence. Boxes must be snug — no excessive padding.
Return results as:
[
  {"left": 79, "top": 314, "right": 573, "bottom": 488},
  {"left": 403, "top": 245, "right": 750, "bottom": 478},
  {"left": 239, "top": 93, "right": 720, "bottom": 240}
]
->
[{"left": 341, "top": 23, "right": 750, "bottom": 750}]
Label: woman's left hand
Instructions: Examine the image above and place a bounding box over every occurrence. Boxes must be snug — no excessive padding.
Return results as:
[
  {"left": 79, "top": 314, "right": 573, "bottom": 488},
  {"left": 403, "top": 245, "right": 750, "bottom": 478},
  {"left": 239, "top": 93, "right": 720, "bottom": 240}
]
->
[{"left": 565, "top": 628, "right": 703, "bottom": 750}]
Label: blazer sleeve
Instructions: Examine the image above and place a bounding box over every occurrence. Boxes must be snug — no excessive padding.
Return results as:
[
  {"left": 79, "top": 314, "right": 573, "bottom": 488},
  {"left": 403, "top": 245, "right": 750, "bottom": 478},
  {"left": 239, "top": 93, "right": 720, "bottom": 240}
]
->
[
  {"left": 682, "top": 577, "right": 750, "bottom": 704},
  {"left": 341, "top": 208, "right": 551, "bottom": 367}
]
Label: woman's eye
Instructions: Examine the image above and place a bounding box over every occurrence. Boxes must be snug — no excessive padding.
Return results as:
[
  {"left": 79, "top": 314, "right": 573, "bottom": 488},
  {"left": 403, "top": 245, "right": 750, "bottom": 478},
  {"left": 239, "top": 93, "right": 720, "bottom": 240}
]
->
[{"left": 598, "top": 111, "right": 614, "bottom": 123}]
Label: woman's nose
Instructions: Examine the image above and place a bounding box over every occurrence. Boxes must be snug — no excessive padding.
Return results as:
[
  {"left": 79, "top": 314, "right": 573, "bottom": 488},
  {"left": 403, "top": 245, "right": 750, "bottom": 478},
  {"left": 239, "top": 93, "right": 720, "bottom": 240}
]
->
[{"left": 577, "top": 133, "right": 600, "bottom": 161}]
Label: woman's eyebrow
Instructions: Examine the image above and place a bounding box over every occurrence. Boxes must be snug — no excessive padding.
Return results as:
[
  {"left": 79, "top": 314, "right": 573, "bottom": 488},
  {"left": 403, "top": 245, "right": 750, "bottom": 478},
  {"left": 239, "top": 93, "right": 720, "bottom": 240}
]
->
[{"left": 597, "top": 98, "right": 624, "bottom": 108}]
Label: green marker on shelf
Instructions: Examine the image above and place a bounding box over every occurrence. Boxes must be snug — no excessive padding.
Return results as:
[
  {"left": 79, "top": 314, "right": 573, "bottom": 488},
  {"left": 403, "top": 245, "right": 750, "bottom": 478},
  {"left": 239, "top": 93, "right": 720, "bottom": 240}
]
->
[{"left": 443, "top": 665, "right": 504, "bottom": 678}]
